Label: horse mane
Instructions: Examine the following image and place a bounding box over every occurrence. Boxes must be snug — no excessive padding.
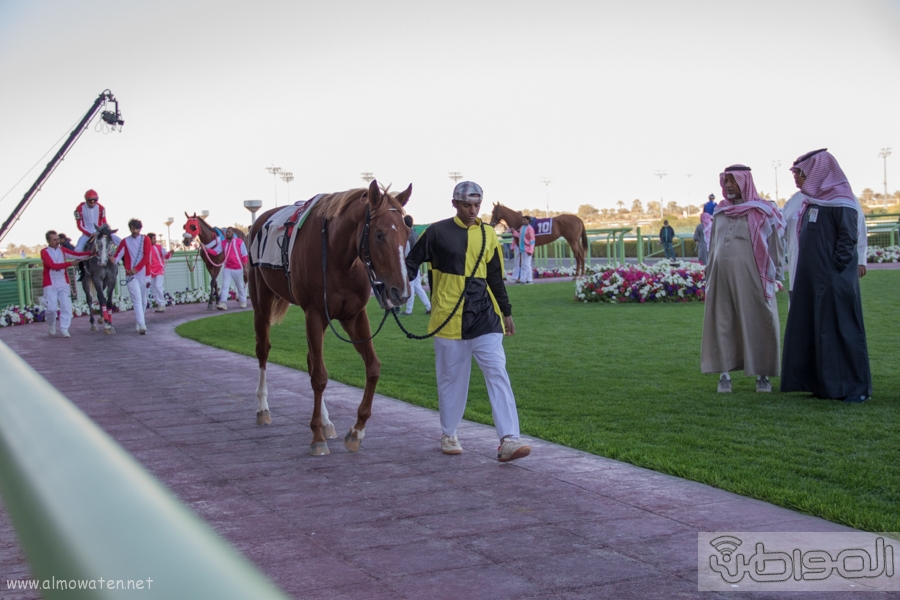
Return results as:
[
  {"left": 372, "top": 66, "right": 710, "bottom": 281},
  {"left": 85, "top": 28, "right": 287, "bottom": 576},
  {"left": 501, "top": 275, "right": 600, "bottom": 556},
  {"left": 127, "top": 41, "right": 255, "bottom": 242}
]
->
[{"left": 315, "top": 186, "right": 406, "bottom": 221}]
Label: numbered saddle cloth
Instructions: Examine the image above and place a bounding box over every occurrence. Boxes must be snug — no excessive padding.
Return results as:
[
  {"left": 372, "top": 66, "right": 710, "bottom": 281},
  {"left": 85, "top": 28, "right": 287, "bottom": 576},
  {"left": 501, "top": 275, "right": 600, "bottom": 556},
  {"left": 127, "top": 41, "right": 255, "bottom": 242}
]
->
[
  {"left": 530, "top": 217, "right": 553, "bottom": 237},
  {"left": 249, "top": 194, "right": 324, "bottom": 269}
]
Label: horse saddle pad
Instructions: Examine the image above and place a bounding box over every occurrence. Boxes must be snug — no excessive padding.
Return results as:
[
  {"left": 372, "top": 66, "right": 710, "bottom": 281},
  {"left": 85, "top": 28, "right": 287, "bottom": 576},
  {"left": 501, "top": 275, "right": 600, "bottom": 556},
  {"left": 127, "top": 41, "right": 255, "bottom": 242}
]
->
[
  {"left": 249, "top": 194, "right": 325, "bottom": 270},
  {"left": 531, "top": 217, "right": 553, "bottom": 237}
]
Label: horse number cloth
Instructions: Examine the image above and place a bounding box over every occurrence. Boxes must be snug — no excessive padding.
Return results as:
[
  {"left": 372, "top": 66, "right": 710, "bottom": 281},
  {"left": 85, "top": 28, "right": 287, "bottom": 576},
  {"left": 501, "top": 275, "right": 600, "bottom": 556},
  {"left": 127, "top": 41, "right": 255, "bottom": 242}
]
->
[
  {"left": 530, "top": 217, "right": 553, "bottom": 237},
  {"left": 249, "top": 194, "right": 324, "bottom": 270}
]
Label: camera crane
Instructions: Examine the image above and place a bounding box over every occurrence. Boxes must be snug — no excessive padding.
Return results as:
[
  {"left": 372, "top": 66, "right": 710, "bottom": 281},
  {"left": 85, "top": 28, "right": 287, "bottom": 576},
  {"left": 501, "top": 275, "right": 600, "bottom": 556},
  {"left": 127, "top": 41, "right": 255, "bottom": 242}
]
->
[{"left": 0, "top": 89, "right": 124, "bottom": 245}]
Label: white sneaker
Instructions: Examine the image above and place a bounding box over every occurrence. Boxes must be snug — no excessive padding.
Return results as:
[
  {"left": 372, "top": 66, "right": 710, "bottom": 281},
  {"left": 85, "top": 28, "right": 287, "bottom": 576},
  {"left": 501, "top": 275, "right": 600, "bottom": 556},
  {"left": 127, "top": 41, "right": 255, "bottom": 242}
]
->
[
  {"left": 498, "top": 436, "right": 531, "bottom": 462},
  {"left": 60, "top": 329, "right": 70, "bottom": 338},
  {"left": 154, "top": 307, "right": 166, "bottom": 312},
  {"left": 48, "top": 325, "right": 56, "bottom": 336},
  {"left": 239, "top": 302, "right": 247, "bottom": 308},
  {"left": 717, "top": 374, "right": 732, "bottom": 393},
  {"left": 440, "top": 434, "right": 463, "bottom": 455},
  {"left": 756, "top": 376, "right": 772, "bottom": 393},
  {"left": 216, "top": 302, "right": 228, "bottom": 310},
  {"left": 139, "top": 326, "right": 147, "bottom": 335}
]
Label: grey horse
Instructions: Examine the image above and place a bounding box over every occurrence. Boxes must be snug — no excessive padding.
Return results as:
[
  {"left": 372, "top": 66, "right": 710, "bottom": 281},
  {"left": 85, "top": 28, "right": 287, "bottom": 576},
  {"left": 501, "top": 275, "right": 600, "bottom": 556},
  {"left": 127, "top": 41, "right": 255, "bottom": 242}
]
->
[{"left": 81, "top": 223, "right": 120, "bottom": 334}]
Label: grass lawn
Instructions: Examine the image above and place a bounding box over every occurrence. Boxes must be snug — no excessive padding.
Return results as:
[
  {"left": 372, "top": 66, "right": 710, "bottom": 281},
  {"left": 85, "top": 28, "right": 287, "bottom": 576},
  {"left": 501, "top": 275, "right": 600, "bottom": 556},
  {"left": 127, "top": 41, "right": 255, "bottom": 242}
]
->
[{"left": 177, "top": 270, "right": 900, "bottom": 534}]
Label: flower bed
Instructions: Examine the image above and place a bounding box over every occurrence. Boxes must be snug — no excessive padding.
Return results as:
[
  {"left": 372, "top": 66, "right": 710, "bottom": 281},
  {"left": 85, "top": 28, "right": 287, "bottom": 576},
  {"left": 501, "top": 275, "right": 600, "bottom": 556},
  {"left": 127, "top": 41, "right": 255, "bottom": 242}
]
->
[
  {"left": 1, "top": 287, "right": 214, "bottom": 328},
  {"left": 574, "top": 260, "right": 706, "bottom": 303},
  {"left": 867, "top": 245, "right": 900, "bottom": 263}
]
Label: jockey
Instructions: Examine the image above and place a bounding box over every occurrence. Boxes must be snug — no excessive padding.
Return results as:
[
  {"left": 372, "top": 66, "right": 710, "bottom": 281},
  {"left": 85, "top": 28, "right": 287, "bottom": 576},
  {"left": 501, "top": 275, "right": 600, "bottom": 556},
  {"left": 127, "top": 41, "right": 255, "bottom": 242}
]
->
[
  {"left": 41, "top": 230, "right": 89, "bottom": 338},
  {"left": 147, "top": 232, "right": 173, "bottom": 312},
  {"left": 74, "top": 189, "right": 121, "bottom": 250}
]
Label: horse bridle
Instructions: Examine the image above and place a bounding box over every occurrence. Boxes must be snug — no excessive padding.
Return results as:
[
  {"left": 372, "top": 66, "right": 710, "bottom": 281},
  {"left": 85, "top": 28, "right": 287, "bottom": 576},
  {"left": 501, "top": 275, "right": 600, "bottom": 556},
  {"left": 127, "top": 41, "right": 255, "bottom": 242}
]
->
[{"left": 319, "top": 205, "right": 393, "bottom": 345}]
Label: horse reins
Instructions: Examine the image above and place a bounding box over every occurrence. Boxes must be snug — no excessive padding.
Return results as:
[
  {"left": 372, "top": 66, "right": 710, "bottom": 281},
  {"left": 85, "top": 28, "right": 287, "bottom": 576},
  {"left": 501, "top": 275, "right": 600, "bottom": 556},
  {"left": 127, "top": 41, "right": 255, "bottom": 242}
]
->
[
  {"left": 391, "top": 222, "right": 487, "bottom": 340},
  {"left": 319, "top": 206, "right": 392, "bottom": 345}
]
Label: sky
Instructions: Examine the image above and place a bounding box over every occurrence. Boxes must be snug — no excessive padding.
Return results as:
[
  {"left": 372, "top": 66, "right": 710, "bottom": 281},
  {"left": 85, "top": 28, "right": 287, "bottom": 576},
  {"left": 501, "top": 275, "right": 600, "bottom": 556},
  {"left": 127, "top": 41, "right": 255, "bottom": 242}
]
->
[{"left": 1, "top": 0, "right": 899, "bottom": 247}]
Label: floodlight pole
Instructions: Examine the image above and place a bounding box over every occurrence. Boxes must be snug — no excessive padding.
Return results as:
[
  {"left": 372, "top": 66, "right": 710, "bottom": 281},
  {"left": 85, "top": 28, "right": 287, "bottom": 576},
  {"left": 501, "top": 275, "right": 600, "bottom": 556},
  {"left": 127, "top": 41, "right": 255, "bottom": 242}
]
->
[
  {"left": 361, "top": 171, "right": 374, "bottom": 183},
  {"left": 266, "top": 165, "right": 282, "bottom": 207},
  {"left": 654, "top": 170, "right": 667, "bottom": 219},
  {"left": 772, "top": 160, "right": 781, "bottom": 204},
  {"left": 280, "top": 171, "right": 294, "bottom": 204},
  {"left": 880, "top": 148, "right": 892, "bottom": 209},
  {"left": 540, "top": 177, "right": 552, "bottom": 218},
  {"left": 449, "top": 171, "right": 463, "bottom": 184}
]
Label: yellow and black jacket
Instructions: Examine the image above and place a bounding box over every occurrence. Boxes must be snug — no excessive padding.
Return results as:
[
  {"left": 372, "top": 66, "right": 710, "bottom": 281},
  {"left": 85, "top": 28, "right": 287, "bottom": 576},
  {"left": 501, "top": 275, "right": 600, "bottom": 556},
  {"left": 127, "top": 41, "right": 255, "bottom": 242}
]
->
[{"left": 406, "top": 216, "right": 511, "bottom": 340}]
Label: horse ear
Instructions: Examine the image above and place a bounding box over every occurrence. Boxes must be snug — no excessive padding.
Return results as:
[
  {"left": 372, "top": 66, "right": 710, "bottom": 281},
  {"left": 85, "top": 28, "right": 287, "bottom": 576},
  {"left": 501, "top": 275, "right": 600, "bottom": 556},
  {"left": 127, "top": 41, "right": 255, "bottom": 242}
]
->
[
  {"left": 110, "top": 228, "right": 118, "bottom": 234},
  {"left": 184, "top": 211, "right": 191, "bottom": 219},
  {"left": 367, "top": 179, "right": 382, "bottom": 207},
  {"left": 395, "top": 184, "right": 412, "bottom": 207}
]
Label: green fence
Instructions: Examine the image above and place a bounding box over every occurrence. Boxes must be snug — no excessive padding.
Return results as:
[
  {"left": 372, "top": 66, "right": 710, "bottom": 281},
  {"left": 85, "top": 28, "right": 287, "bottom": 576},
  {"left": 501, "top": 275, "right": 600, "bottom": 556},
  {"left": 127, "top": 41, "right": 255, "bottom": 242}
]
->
[
  {"left": 0, "top": 339, "right": 290, "bottom": 599},
  {"left": 0, "top": 250, "right": 213, "bottom": 308}
]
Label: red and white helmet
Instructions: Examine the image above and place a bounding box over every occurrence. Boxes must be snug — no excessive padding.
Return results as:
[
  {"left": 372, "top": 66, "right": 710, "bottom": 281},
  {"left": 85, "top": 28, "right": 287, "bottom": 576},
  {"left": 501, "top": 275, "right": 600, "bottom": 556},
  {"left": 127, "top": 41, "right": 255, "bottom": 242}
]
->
[{"left": 84, "top": 189, "right": 99, "bottom": 201}]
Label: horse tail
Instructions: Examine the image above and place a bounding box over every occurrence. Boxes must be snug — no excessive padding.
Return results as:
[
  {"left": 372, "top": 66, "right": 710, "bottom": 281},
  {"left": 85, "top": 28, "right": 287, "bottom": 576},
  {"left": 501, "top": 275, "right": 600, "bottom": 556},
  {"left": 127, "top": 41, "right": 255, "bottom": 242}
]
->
[
  {"left": 269, "top": 296, "right": 290, "bottom": 326},
  {"left": 580, "top": 222, "right": 588, "bottom": 252}
]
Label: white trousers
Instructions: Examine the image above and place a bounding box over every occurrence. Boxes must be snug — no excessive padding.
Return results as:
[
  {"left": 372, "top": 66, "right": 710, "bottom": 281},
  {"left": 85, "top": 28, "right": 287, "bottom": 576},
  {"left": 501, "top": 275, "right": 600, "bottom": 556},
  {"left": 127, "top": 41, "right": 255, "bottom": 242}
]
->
[
  {"left": 43, "top": 285, "right": 73, "bottom": 331},
  {"left": 434, "top": 333, "right": 520, "bottom": 441},
  {"left": 511, "top": 251, "right": 533, "bottom": 282},
  {"left": 220, "top": 268, "right": 246, "bottom": 303},
  {"left": 126, "top": 275, "right": 150, "bottom": 328},
  {"left": 150, "top": 275, "right": 166, "bottom": 307},
  {"left": 405, "top": 275, "right": 431, "bottom": 313}
]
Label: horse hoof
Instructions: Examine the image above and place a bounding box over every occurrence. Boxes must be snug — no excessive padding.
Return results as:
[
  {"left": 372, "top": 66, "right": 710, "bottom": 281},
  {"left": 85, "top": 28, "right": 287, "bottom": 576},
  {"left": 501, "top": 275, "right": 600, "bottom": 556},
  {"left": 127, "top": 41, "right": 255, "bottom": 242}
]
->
[
  {"left": 323, "top": 423, "right": 337, "bottom": 439},
  {"left": 344, "top": 427, "right": 365, "bottom": 453},
  {"left": 256, "top": 410, "right": 271, "bottom": 426},
  {"left": 91, "top": 325, "right": 98, "bottom": 332},
  {"left": 105, "top": 327, "right": 115, "bottom": 335},
  {"left": 309, "top": 442, "right": 330, "bottom": 456}
]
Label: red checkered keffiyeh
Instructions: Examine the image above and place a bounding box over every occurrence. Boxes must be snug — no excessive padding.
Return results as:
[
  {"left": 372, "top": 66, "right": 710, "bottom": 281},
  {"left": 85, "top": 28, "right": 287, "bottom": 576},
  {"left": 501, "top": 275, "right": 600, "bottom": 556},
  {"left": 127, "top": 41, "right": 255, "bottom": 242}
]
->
[
  {"left": 790, "top": 149, "right": 858, "bottom": 238},
  {"left": 715, "top": 166, "right": 785, "bottom": 300}
]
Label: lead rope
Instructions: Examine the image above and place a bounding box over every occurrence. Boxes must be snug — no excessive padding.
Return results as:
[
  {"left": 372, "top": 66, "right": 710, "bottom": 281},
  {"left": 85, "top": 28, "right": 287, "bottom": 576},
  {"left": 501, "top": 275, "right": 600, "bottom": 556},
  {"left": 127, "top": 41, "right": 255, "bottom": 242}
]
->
[{"left": 390, "top": 222, "right": 486, "bottom": 340}]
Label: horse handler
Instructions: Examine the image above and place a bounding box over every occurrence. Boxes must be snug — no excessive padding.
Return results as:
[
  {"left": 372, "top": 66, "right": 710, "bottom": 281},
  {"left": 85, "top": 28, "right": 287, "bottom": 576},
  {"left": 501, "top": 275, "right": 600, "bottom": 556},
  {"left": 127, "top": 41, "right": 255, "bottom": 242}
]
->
[
  {"left": 405, "top": 181, "right": 531, "bottom": 462},
  {"left": 41, "top": 230, "right": 90, "bottom": 337},
  {"left": 114, "top": 219, "right": 153, "bottom": 334},
  {"left": 147, "top": 232, "right": 173, "bottom": 312},
  {"left": 213, "top": 227, "right": 249, "bottom": 310}
]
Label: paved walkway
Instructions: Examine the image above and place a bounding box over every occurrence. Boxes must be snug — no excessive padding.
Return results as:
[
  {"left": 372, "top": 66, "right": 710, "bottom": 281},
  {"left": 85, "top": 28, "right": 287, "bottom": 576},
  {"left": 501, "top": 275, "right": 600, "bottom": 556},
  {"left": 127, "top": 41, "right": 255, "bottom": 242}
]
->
[{"left": 0, "top": 302, "right": 891, "bottom": 599}]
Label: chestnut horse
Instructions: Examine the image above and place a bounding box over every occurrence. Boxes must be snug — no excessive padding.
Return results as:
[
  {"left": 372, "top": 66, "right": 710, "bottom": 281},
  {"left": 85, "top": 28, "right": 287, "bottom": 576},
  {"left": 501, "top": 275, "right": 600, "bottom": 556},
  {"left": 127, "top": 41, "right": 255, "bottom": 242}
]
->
[
  {"left": 249, "top": 180, "right": 411, "bottom": 456},
  {"left": 489, "top": 203, "right": 589, "bottom": 277},
  {"left": 182, "top": 214, "right": 249, "bottom": 310}
]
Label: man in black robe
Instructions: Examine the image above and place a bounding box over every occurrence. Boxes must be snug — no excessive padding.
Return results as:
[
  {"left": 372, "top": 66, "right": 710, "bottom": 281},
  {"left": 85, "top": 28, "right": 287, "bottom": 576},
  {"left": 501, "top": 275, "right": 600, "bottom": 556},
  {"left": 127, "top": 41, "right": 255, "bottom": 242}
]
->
[{"left": 780, "top": 149, "right": 872, "bottom": 402}]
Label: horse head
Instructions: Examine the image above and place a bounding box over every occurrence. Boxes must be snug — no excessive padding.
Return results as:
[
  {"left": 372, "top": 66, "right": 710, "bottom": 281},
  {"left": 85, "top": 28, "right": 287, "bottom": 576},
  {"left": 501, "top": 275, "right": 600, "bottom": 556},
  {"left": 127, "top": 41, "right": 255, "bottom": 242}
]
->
[
  {"left": 91, "top": 224, "right": 119, "bottom": 266},
  {"left": 183, "top": 212, "right": 201, "bottom": 246},
  {"left": 490, "top": 202, "right": 501, "bottom": 227},
  {"left": 360, "top": 179, "right": 412, "bottom": 310}
]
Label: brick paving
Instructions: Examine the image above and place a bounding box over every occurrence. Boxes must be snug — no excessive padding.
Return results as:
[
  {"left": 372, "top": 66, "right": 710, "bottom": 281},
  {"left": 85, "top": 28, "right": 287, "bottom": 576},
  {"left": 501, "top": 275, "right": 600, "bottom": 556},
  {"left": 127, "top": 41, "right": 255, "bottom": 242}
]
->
[{"left": 0, "top": 301, "right": 894, "bottom": 599}]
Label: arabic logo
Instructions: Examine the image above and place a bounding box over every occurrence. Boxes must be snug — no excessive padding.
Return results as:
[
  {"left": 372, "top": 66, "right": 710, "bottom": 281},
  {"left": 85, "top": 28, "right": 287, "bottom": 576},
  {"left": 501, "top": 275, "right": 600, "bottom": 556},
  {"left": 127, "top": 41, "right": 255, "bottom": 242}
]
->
[
  {"left": 708, "top": 536, "right": 895, "bottom": 584},
  {"left": 710, "top": 536, "right": 743, "bottom": 563}
]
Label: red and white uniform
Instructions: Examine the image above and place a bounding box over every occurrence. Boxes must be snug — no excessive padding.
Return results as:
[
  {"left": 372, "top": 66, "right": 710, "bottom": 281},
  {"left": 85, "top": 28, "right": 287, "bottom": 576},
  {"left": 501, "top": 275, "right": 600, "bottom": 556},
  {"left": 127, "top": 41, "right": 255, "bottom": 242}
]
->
[
  {"left": 74, "top": 201, "right": 109, "bottom": 251},
  {"left": 212, "top": 237, "right": 248, "bottom": 304},
  {"left": 41, "top": 245, "right": 89, "bottom": 332},
  {"left": 115, "top": 235, "right": 153, "bottom": 330},
  {"left": 148, "top": 243, "right": 173, "bottom": 307}
]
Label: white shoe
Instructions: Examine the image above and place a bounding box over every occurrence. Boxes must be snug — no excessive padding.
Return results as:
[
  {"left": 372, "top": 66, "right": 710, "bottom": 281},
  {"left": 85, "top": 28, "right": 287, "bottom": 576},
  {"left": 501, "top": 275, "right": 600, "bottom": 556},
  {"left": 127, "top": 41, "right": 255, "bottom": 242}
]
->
[
  {"left": 498, "top": 436, "right": 531, "bottom": 462},
  {"left": 154, "top": 307, "right": 166, "bottom": 312},
  {"left": 138, "top": 326, "right": 147, "bottom": 335},
  {"left": 216, "top": 302, "right": 228, "bottom": 310},
  {"left": 60, "top": 329, "right": 70, "bottom": 338},
  {"left": 440, "top": 434, "right": 463, "bottom": 455},
  {"left": 239, "top": 302, "right": 247, "bottom": 308},
  {"left": 48, "top": 325, "right": 56, "bottom": 336},
  {"left": 717, "top": 374, "right": 732, "bottom": 393},
  {"left": 756, "top": 376, "right": 772, "bottom": 393}
]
